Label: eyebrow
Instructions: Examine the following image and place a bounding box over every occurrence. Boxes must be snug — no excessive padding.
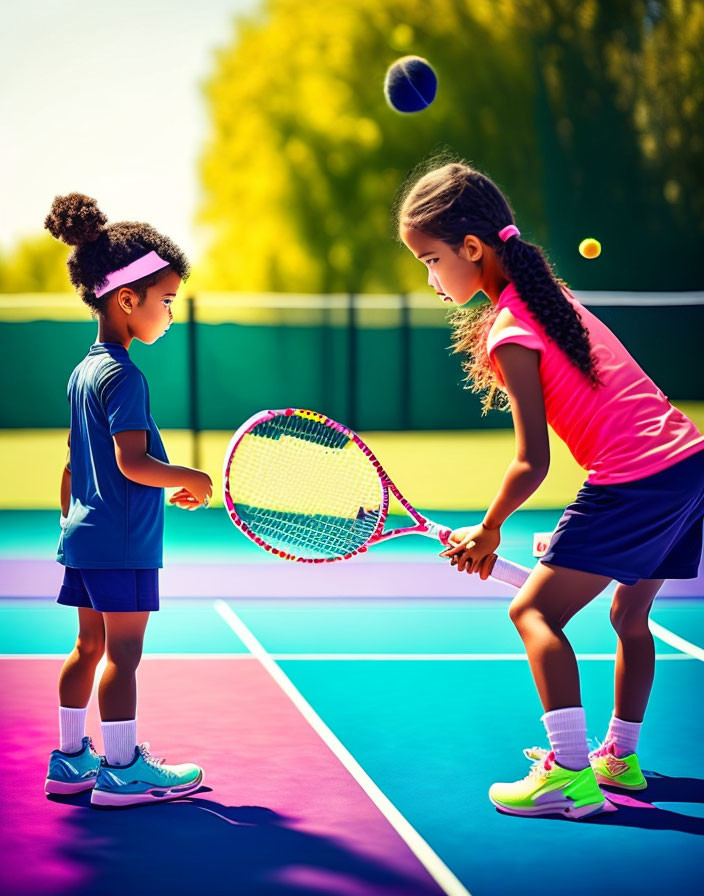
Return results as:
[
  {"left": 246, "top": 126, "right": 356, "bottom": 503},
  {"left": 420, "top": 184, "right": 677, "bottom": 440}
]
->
[
  {"left": 162, "top": 292, "right": 177, "bottom": 297},
  {"left": 416, "top": 251, "right": 436, "bottom": 260}
]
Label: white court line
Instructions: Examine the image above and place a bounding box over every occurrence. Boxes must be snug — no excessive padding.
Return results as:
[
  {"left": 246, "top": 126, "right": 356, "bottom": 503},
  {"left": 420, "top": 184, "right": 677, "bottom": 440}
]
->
[
  {"left": 649, "top": 620, "right": 704, "bottom": 662},
  {"left": 213, "top": 599, "right": 472, "bottom": 896},
  {"left": 0, "top": 652, "right": 695, "bottom": 661}
]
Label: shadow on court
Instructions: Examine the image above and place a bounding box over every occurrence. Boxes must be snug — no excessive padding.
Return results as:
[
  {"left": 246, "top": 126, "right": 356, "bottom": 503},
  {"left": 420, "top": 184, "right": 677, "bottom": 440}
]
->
[
  {"left": 44, "top": 788, "right": 440, "bottom": 896},
  {"left": 590, "top": 772, "right": 704, "bottom": 835}
]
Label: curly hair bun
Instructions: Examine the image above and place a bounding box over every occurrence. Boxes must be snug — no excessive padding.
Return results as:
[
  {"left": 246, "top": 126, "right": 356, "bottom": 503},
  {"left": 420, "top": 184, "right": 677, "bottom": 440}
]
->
[{"left": 44, "top": 193, "right": 107, "bottom": 246}]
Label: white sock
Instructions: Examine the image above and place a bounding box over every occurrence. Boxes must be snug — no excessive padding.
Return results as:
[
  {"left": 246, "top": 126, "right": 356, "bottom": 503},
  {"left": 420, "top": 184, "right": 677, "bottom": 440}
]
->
[
  {"left": 59, "top": 705, "right": 88, "bottom": 753},
  {"left": 541, "top": 706, "right": 590, "bottom": 771},
  {"left": 101, "top": 719, "right": 137, "bottom": 766},
  {"left": 606, "top": 714, "right": 641, "bottom": 755}
]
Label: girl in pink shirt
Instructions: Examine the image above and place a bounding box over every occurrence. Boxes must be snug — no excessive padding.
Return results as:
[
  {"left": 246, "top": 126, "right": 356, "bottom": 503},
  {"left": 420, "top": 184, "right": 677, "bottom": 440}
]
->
[{"left": 398, "top": 160, "right": 704, "bottom": 820}]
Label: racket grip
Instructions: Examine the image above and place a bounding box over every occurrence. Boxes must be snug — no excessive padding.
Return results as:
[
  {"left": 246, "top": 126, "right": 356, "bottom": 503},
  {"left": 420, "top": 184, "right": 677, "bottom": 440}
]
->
[{"left": 491, "top": 556, "right": 531, "bottom": 589}]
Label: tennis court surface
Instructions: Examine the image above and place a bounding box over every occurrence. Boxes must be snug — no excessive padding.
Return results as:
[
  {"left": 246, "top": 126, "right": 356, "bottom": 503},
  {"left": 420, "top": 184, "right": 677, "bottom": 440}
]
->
[{"left": 1, "top": 509, "right": 702, "bottom": 896}]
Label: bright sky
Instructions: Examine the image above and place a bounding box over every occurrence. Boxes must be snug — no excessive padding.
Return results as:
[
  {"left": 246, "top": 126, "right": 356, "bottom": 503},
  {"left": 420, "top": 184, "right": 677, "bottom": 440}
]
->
[{"left": 0, "top": 0, "right": 260, "bottom": 258}]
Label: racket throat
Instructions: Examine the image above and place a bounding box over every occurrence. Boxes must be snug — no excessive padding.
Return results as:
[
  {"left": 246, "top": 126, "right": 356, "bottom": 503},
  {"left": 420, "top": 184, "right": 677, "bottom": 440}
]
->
[{"left": 419, "top": 520, "right": 451, "bottom": 545}]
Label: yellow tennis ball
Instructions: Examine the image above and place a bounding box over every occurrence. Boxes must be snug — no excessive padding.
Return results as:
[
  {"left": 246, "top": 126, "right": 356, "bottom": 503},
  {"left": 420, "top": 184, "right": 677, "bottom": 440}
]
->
[{"left": 579, "top": 238, "right": 601, "bottom": 259}]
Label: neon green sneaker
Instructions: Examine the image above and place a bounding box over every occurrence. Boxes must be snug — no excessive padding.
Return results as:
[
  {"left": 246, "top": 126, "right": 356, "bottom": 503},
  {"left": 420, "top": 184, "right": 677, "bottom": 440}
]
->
[
  {"left": 589, "top": 740, "right": 647, "bottom": 791},
  {"left": 523, "top": 741, "right": 647, "bottom": 791},
  {"left": 489, "top": 751, "right": 605, "bottom": 819}
]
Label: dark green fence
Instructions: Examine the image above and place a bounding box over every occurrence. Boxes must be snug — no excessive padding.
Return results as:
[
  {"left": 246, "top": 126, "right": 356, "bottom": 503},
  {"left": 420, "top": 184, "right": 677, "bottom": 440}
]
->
[{"left": 1, "top": 292, "right": 702, "bottom": 432}]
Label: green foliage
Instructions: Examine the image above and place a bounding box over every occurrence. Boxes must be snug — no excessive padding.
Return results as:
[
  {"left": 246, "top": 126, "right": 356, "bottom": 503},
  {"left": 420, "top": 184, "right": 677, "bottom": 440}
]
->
[
  {"left": 197, "top": 0, "right": 704, "bottom": 292},
  {"left": 197, "top": 0, "right": 543, "bottom": 293},
  {"left": 0, "top": 234, "right": 70, "bottom": 293},
  {"left": 517, "top": 0, "right": 704, "bottom": 288}
]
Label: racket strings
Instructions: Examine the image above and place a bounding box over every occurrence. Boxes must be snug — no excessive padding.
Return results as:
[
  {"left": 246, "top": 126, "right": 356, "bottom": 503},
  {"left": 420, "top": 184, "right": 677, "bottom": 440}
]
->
[{"left": 226, "top": 413, "right": 383, "bottom": 559}]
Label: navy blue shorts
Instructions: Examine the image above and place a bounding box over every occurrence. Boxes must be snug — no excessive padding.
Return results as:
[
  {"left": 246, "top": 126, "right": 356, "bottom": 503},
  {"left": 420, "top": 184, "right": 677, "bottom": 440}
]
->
[
  {"left": 57, "top": 568, "right": 160, "bottom": 612},
  {"left": 542, "top": 450, "right": 704, "bottom": 586}
]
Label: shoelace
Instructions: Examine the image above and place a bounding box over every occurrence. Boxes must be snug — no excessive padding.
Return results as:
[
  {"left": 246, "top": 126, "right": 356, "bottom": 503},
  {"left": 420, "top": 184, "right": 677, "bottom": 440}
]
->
[
  {"left": 526, "top": 739, "right": 619, "bottom": 761},
  {"left": 525, "top": 749, "right": 555, "bottom": 781},
  {"left": 523, "top": 745, "right": 548, "bottom": 761},
  {"left": 139, "top": 743, "right": 166, "bottom": 768},
  {"left": 589, "top": 737, "right": 616, "bottom": 759}
]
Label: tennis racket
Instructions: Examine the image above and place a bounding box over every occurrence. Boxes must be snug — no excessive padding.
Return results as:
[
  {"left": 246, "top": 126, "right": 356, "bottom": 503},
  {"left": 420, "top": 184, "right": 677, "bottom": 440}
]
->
[{"left": 223, "top": 408, "right": 531, "bottom": 588}]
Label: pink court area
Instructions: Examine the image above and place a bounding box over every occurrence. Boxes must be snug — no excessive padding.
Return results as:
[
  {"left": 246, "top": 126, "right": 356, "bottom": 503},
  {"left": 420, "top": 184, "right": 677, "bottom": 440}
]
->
[{"left": 1, "top": 658, "right": 444, "bottom": 896}]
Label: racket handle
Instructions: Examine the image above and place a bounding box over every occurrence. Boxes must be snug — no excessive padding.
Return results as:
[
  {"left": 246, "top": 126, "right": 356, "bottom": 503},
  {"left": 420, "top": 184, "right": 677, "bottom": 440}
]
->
[{"left": 491, "top": 556, "right": 531, "bottom": 589}]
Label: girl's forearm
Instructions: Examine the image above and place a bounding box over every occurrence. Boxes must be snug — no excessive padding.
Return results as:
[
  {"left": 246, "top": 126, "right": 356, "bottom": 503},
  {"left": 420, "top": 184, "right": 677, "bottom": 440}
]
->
[
  {"left": 482, "top": 458, "right": 548, "bottom": 530},
  {"left": 60, "top": 467, "right": 71, "bottom": 517},
  {"left": 118, "top": 455, "right": 193, "bottom": 489}
]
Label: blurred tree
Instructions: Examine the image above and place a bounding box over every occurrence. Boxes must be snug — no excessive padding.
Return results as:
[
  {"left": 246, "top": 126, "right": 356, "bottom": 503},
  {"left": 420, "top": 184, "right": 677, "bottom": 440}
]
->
[
  {"left": 0, "top": 234, "right": 69, "bottom": 293},
  {"left": 197, "top": 0, "right": 703, "bottom": 293},
  {"left": 196, "top": 0, "right": 543, "bottom": 293}
]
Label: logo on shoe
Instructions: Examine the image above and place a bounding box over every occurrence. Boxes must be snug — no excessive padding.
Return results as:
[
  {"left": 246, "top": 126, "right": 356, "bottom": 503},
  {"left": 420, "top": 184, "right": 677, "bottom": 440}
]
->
[
  {"left": 604, "top": 754, "right": 630, "bottom": 777},
  {"left": 51, "top": 758, "right": 82, "bottom": 779}
]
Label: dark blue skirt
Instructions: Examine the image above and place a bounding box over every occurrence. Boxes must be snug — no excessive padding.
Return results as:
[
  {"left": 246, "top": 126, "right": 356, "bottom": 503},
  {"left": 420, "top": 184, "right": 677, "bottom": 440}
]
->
[{"left": 542, "top": 450, "right": 704, "bottom": 586}]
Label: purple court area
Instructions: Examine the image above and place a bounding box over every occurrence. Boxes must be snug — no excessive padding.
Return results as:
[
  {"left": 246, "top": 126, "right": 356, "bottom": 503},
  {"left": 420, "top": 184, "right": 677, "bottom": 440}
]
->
[
  {"left": 1, "top": 657, "right": 445, "bottom": 896},
  {"left": 3, "top": 557, "right": 704, "bottom": 599}
]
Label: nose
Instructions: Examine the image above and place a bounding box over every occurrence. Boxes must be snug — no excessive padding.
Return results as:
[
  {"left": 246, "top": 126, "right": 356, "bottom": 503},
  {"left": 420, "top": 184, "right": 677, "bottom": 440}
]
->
[{"left": 428, "top": 271, "right": 443, "bottom": 296}]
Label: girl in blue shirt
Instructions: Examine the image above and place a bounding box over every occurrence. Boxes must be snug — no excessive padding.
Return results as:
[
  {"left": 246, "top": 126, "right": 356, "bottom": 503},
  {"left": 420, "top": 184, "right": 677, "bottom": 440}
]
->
[{"left": 44, "top": 193, "right": 212, "bottom": 807}]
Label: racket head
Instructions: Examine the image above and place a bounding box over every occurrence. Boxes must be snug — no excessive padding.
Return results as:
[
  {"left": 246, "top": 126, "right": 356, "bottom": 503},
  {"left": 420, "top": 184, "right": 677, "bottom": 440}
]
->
[{"left": 223, "top": 408, "right": 389, "bottom": 561}]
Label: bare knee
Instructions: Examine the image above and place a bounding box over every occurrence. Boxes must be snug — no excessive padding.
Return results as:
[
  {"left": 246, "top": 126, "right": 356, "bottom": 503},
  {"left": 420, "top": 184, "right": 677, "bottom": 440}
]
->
[
  {"left": 75, "top": 633, "right": 105, "bottom": 662},
  {"left": 509, "top": 598, "right": 543, "bottom": 631},
  {"left": 106, "top": 637, "right": 144, "bottom": 670},
  {"left": 610, "top": 600, "right": 651, "bottom": 639},
  {"left": 508, "top": 598, "right": 523, "bottom": 628}
]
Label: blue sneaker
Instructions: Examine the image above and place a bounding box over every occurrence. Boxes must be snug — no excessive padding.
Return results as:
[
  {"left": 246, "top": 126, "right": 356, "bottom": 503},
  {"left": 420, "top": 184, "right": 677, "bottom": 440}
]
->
[
  {"left": 91, "top": 743, "right": 203, "bottom": 807},
  {"left": 45, "top": 736, "right": 101, "bottom": 794}
]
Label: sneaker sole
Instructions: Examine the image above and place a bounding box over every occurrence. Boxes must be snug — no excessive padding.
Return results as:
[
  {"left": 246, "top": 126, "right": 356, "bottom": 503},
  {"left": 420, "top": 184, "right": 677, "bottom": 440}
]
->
[
  {"left": 45, "top": 777, "right": 97, "bottom": 794},
  {"left": 489, "top": 795, "right": 606, "bottom": 820},
  {"left": 90, "top": 771, "right": 203, "bottom": 807},
  {"left": 594, "top": 772, "right": 647, "bottom": 791}
]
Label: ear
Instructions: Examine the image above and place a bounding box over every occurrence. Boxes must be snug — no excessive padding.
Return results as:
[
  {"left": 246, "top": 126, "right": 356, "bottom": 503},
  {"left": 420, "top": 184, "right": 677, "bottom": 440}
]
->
[
  {"left": 461, "top": 234, "right": 484, "bottom": 263},
  {"left": 116, "top": 287, "right": 137, "bottom": 315}
]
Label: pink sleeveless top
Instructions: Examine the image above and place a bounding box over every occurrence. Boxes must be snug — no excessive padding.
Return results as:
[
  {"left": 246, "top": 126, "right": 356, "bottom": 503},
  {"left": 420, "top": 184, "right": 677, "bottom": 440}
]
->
[{"left": 486, "top": 283, "right": 704, "bottom": 485}]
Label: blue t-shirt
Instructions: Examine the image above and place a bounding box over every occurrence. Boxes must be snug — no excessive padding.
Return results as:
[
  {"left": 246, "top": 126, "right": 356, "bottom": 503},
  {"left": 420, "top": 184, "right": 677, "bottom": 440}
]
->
[{"left": 57, "top": 342, "right": 168, "bottom": 569}]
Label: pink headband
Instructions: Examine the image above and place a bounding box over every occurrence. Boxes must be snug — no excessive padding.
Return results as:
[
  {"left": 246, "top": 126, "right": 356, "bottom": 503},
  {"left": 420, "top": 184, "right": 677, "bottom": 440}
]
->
[
  {"left": 94, "top": 250, "right": 170, "bottom": 298},
  {"left": 498, "top": 224, "right": 520, "bottom": 242}
]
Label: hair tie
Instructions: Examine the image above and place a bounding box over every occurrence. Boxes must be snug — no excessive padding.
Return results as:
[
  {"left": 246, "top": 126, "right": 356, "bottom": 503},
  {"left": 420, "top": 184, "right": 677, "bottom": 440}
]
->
[{"left": 498, "top": 224, "right": 520, "bottom": 242}]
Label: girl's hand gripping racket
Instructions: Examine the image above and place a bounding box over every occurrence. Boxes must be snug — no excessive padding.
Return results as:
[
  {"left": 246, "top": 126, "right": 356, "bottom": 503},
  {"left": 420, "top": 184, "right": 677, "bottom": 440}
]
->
[{"left": 223, "top": 408, "right": 531, "bottom": 588}]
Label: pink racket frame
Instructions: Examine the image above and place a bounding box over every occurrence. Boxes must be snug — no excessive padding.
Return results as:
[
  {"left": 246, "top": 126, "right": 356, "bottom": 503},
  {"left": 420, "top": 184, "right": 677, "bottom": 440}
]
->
[
  {"left": 223, "top": 408, "right": 450, "bottom": 563},
  {"left": 223, "top": 408, "right": 532, "bottom": 587}
]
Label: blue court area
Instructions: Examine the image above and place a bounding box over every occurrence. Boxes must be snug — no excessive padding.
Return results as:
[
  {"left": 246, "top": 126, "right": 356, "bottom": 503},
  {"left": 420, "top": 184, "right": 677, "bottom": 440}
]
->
[{"left": 2, "top": 583, "right": 703, "bottom": 896}]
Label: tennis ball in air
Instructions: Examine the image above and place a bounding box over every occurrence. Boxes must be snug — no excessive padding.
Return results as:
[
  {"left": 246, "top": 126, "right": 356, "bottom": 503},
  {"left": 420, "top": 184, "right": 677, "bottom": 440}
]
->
[
  {"left": 579, "top": 238, "right": 602, "bottom": 259},
  {"left": 384, "top": 56, "right": 437, "bottom": 113}
]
